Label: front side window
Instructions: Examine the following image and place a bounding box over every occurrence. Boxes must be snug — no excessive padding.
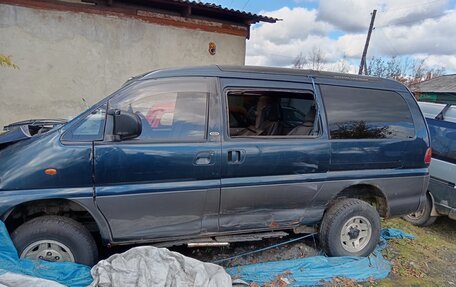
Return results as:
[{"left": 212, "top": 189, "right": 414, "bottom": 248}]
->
[
  {"left": 227, "top": 90, "right": 319, "bottom": 137},
  {"left": 108, "top": 78, "right": 210, "bottom": 142},
  {"left": 320, "top": 85, "right": 415, "bottom": 139},
  {"left": 62, "top": 107, "right": 106, "bottom": 142}
]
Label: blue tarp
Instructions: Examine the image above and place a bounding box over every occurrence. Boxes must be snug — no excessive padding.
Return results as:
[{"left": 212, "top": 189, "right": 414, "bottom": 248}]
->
[
  {"left": 0, "top": 221, "right": 93, "bottom": 287},
  {"left": 0, "top": 217, "right": 414, "bottom": 287},
  {"left": 227, "top": 228, "right": 415, "bottom": 286}
]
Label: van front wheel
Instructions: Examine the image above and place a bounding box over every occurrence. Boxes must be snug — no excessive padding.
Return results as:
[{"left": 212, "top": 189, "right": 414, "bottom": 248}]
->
[
  {"left": 11, "top": 215, "right": 98, "bottom": 266},
  {"left": 320, "top": 199, "right": 380, "bottom": 257}
]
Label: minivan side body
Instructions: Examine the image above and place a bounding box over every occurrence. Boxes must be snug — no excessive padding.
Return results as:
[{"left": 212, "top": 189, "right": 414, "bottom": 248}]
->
[{"left": 0, "top": 66, "right": 430, "bottom": 264}]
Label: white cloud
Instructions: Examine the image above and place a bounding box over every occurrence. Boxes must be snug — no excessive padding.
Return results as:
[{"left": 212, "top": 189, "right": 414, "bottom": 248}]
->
[
  {"left": 317, "top": 0, "right": 377, "bottom": 33},
  {"left": 246, "top": 1, "right": 456, "bottom": 73},
  {"left": 255, "top": 7, "right": 332, "bottom": 44},
  {"left": 335, "top": 34, "right": 366, "bottom": 58},
  {"left": 246, "top": 6, "right": 337, "bottom": 67},
  {"left": 371, "top": 10, "right": 456, "bottom": 56},
  {"left": 415, "top": 54, "right": 456, "bottom": 71},
  {"left": 317, "top": 0, "right": 449, "bottom": 33}
]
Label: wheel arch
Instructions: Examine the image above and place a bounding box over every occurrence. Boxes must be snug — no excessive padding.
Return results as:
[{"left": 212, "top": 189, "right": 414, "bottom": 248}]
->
[
  {"left": 328, "top": 183, "right": 389, "bottom": 218},
  {"left": 427, "top": 191, "right": 439, "bottom": 217},
  {"left": 2, "top": 198, "right": 111, "bottom": 244}
]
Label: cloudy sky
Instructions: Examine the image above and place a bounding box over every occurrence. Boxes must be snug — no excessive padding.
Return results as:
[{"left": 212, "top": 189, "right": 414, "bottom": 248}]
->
[{"left": 207, "top": 0, "right": 456, "bottom": 73}]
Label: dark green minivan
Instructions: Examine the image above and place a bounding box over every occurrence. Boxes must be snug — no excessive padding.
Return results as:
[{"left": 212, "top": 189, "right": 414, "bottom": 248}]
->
[{"left": 0, "top": 66, "right": 431, "bottom": 265}]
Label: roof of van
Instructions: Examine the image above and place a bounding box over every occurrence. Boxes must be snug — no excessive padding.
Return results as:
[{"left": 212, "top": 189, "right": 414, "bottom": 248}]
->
[{"left": 141, "top": 65, "right": 409, "bottom": 91}]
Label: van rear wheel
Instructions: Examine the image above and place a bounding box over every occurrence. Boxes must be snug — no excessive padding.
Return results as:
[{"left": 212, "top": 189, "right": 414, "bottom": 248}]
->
[
  {"left": 320, "top": 199, "right": 380, "bottom": 257},
  {"left": 11, "top": 215, "right": 98, "bottom": 266}
]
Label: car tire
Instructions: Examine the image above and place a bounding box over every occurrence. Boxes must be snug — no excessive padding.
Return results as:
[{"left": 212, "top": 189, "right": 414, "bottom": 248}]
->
[
  {"left": 403, "top": 193, "right": 437, "bottom": 227},
  {"left": 320, "top": 198, "right": 380, "bottom": 257},
  {"left": 11, "top": 215, "right": 98, "bottom": 266}
]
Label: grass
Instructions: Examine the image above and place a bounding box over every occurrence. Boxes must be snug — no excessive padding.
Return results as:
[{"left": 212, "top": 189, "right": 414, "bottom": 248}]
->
[
  {"left": 246, "top": 217, "right": 456, "bottom": 287},
  {"left": 321, "top": 217, "right": 456, "bottom": 287},
  {"left": 377, "top": 217, "right": 456, "bottom": 287}
]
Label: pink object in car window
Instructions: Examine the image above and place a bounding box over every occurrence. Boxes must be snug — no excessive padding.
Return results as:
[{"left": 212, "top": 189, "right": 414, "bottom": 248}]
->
[{"left": 145, "top": 101, "right": 176, "bottom": 128}]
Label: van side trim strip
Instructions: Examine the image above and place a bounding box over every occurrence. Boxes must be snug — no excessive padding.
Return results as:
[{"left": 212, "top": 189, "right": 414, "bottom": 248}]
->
[{"left": 221, "top": 168, "right": 428, "bottom": 188}]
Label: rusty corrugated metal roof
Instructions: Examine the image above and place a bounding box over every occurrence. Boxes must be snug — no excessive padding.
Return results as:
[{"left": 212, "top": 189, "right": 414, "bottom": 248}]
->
[
  {"left": 126, "top": 0, "right": 278, "bottom": 24},
  {"left": 170, "top": 0, "right": 278, "bottom": 23}
]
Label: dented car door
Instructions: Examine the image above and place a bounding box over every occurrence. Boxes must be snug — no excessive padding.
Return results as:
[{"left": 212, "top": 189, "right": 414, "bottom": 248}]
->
[{"left": 219, "top": 78, "right": 330, "bottom": 231}]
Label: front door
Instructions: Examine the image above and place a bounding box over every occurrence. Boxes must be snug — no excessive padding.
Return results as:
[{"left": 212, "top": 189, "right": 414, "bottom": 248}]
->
[{"left": 94, "top": 77, "right": 221, "bottom": 241}]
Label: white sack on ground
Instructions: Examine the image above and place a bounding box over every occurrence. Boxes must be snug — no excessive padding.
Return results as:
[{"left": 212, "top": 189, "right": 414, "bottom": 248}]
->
[{"left": 89, "top": 246, "right": 232, "bottom": 287}]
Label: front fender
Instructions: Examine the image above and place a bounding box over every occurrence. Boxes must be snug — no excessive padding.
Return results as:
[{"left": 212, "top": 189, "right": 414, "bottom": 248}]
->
[{"left": 0, "top": 188, "right": 112, "bottom": 244}]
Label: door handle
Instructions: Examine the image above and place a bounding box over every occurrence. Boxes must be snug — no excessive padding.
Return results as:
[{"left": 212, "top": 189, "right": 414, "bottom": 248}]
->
[
  {"left": 227, "top": 150, "right": 243, "bottom": 164},
  {"left": 194, "top": 151, "right": 215, "bottom": 165}
]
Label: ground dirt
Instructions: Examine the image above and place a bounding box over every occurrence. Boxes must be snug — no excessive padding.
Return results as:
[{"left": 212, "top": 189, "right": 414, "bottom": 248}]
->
[
  {"left": 176, "top": 217, "right": 456, "bottom": 286},
  {"left": 173, "top": 233, "right": 320, "bottom": 268},
  {"left": 103, "top": 217, "right": 456, "bottom": 286}
]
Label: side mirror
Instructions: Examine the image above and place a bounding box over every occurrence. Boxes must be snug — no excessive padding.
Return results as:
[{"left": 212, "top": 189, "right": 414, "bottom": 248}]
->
[{"left": 108, "top": 109, "right": 142, "bottom": 141}]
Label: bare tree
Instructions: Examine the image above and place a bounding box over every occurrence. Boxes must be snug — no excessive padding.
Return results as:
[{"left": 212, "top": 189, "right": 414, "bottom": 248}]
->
[
  {"left": 409, "top": 58, "right": 445, "bottom": 84},
  {"left": 367, "top": 56, "right": 402, "bottom": 79},
  {"left": 309, "top": 47, "right": 326, "bottom": 71},
  {"left": 293, "top": 52, "right": 307, "bottom": 69},
  {"left": 335, "top": 54, "right": 350, "bottom": 73},
  {"left": 293, "top": 47, "right": 326, "bottom": 71},
  {"left": 293, "top": 52, "right": 445, "bottom": 87},
  {"left": 367, "top": 56, "right": 445, "bottom": 88}
]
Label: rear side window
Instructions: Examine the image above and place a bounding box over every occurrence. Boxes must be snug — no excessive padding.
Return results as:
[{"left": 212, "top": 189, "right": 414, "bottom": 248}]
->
[
  {"left": 227, "top": 90, "right": 319, "bottom": 137},
  {"left": 320, "top": 85, "right": 415, "bottom": 139}
]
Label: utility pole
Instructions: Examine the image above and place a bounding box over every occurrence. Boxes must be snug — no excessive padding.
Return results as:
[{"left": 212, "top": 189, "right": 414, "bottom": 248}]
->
[{"left": 358, "top": 9, "right": 377, "bottom": 75}]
